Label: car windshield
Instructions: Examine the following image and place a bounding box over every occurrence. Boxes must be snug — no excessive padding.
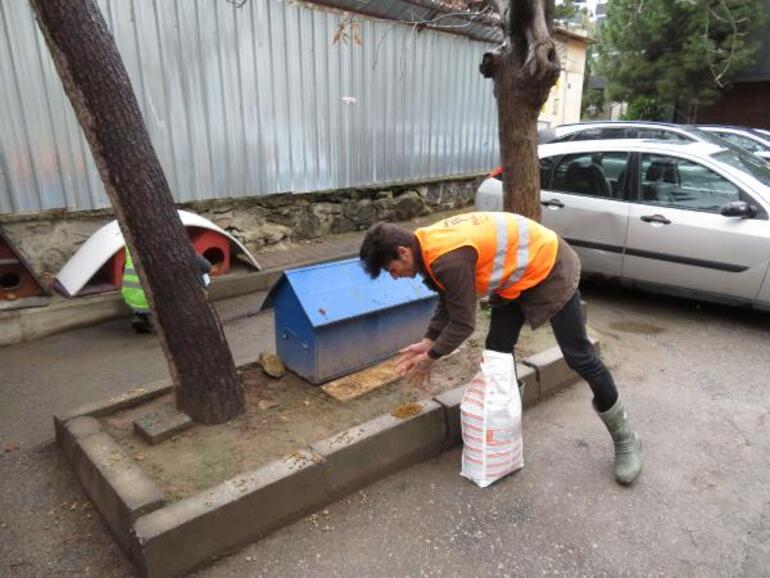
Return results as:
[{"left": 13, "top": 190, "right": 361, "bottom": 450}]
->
[
  {"left": 690, "top": 126, "right": 767, "bottom": 156},
  {"left": 685, "top": 126, "right": 740, "bottom": 147},
  {"left": 713, "top": 150, "right": 770, "bottom": 187}
]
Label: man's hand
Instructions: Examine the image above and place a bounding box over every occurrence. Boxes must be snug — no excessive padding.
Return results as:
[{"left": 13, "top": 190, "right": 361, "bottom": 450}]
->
[
  {"left": 396, "top": 351, "right": 435, "bottom": 389},
  {"left": 399, "top": 338, "right": 434, "bottom": 358}
]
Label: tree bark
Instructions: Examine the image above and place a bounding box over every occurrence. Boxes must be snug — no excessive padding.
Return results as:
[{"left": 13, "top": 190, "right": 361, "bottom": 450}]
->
[
  {"left": 30, "top": 0, "right": 244, "bottom": 424},
  {"left": 480, "top": 0, "right": 560, "bottom": 221}
]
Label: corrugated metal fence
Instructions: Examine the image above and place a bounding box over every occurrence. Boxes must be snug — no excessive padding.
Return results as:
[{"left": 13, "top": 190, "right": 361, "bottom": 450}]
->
[{"left": 0, "top": 0, "right": 499, "bottom": 215}]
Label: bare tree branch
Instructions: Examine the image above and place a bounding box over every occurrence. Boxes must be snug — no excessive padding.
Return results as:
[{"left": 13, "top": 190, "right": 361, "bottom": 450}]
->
[{"left": 705, "top": 0, "right": 739, "bottom": 88}]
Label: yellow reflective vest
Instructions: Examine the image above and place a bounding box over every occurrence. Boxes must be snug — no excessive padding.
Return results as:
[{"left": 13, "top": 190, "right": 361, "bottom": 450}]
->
[
  {"left": 414, "top": 212, "right": 558, "bottom": 299},
  {"left": 121, "top": 250, "right": 149, "bottom": 313}
]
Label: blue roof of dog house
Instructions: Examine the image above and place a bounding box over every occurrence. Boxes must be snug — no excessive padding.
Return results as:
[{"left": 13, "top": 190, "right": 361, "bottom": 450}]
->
[
  {"left": 264, "top": 258, "right": 439, "bottom": 384},
  {"left": 263, "top": 258, "right": 437, "bottom": 327}
]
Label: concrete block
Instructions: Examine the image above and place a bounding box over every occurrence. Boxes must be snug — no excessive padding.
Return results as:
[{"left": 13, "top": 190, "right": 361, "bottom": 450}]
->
[
  {"left": 522, "top": 345, "right": 579, "bottom": 399},
  {"left": 19, "top": 293, "right": 124, "bottom": 343},
  {"left": 133, "top": 405, "right": 192, "bottom": 445},
  {"left": 434, "top": 385, "right": 466, "bottom": 446},
  {"left": 131, "top": 449, "right": 329, "bottom": 578},
  {"left": 59, "top": 415, "right": 102, "bottom": 464},
  {"left": 516, "top": 362, "right": 539, "bottom": 409},
  {"left": 1, "top": 266, "right": 274, "bottom": 347},
  {"left": 0, "top": 313, "right": 23, "bottom": 346},
  {"left": 54, "top": 379, "right": 172, "bottom": 443},
  {"left": 589, "top": 334, "right": 601, "bottom": 356},
  {"left": 312, "top": 400, "right": 446, "bottom": 499},
  {"left": 70, "top": 431, "right": 165, "bottom": 553},
  {"left": 521, "top": 337, "right": 600, "bottom": 399},
  {"left": 208, "top": 270, "right": 264, "bottom": 300}
]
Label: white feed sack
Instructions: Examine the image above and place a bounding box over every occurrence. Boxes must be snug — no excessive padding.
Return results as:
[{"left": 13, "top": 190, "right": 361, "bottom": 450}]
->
[{"left": 460, "top": 350, "right": 523, "bottom": 488}]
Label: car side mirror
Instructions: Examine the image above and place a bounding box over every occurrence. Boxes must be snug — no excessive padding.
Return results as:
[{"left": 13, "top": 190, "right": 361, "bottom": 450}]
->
[{"left": 720, "top": 200, "right": 756, "bottom": 218}]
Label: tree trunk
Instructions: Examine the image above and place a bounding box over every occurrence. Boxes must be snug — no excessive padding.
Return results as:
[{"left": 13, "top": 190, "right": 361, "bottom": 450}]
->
[
  {"left": 480, "top": 0, "right": 560, "bottom": 222},
  {"left": 30, "top": 0, "right": 244, "bottom": 424}
]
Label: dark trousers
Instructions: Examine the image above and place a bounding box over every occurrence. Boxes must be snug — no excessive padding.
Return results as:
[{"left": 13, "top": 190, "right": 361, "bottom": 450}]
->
[{"left": 485, "top": 290, "right": 618, "bottom": 412}]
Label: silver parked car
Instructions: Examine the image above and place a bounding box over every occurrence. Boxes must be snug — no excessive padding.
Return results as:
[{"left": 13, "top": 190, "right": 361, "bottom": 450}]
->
[
  {"left": 547, "top": 121, "right": 735, "bottom": 146},
  {"left": 699, "top": 126, "right": 770, "bottom": 162},
  {"left": 476, "top": 139, "right": 770, "bottom": 310}
]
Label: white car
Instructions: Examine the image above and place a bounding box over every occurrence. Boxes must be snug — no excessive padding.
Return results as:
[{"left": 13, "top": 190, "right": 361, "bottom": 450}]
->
[
  {"left": 475, "top": 139, "right": 770, "bottom": 310},
  {"left": 699, "top": 126, "right": 770, "bottom": 162},
  {"left": 547, "top": 121, "right": 733, "bottom": 146}
]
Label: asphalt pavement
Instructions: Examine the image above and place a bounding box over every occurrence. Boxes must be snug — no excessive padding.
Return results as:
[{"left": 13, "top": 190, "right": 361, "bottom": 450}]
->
[{"left": 1, "top": 282, "right": 769, "bottom": 577}]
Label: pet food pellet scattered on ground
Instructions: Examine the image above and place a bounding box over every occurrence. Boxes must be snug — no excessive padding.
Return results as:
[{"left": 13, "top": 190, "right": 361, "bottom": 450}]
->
[{"left": 391, "top": 403, "right": 422, "bottom": 419}]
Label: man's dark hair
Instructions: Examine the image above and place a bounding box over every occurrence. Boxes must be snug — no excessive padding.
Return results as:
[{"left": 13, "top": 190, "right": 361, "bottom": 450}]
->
[{"left": 359, "top": 222, "right": 416, "bottom": 279}]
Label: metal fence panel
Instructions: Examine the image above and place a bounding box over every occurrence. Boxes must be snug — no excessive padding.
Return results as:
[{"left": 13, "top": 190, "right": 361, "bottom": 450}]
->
[{"left": 0, "top": 0, "right": 499, "bottom": 215}]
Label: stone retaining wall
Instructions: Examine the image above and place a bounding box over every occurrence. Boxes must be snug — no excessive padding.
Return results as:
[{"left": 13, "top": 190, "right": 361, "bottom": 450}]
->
[{"left": 0, "top": 175, "right": 482, "bottom": 278}]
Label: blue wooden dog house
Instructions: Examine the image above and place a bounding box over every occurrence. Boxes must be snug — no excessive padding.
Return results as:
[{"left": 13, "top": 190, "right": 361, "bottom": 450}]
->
[{"left": 263, "top": 258, "right": 439, "bottom": 384}]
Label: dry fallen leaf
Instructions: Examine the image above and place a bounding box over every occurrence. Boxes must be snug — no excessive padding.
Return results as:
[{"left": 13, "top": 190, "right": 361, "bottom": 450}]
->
[{"left": 258, "top": 353, "right": 287, "bottom": 378}]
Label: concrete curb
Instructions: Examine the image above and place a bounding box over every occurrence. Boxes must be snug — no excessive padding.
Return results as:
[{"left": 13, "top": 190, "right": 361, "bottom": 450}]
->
[
  {"left": 56, "top": 340, "right": 598, "bottom": 578},
  {"left": 62, "top": 417, "right": 166, "bottom": 552},
  {"left": 522, "top": 337, "right": 600, "bottom": 400},
  {"left": 54, "top": 378, "right": 173, "bottom": 442},
  {"left": 312, "top": 401, "right": 446, "bottom": 500},
  {"left": 433, "top": 348, "right": 573, "bottom": 449},
  {"left": 131, "top": 449, "right": 330, "bottom": 578},
  {"left": 1, "top": 250, "right": 359, "bottom": 347}
]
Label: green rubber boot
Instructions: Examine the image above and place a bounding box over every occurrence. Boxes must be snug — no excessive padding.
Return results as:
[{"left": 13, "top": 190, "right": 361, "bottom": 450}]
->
[{"left": 596, "top": 398, "right": 643, "bottom": 485}]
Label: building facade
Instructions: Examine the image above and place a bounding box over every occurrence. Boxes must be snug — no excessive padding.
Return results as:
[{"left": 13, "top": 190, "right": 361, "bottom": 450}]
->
[{"left": 539, "top": 29, "right": 590, "bottom": 128}]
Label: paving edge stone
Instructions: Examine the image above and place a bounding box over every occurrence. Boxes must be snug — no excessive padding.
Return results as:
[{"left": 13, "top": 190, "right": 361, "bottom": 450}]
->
[
  {"left": 62, "top": 418, "right": 165, "bottom": 553},
  {"left": 312, "top": 400, "right": 446, "bottom": 500},
  {"left": 130, "top": 449, "right": 330, "bottom": 578},
  {"left": 434, "top": 362, "right": 543, "bottom": 448},
  {"left": 521, "top": 336, "right": 601, "bottom": 400},
  {"left": 54, "top": 378, "right": 173, "bottom": 443},
  {"left": 0, "top": 248, "right": 360, "bottom": 347},
  {"left": 57, "top": 338, "right": 600, "bottom": 578},
  {"left": 518, "top": 362, "right": 539, "bottom": 409}
]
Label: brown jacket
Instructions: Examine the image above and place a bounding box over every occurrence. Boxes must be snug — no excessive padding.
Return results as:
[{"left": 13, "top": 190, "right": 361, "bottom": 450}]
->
[{"left": 420, "top": 237, "right": 580, "bottom": 358}]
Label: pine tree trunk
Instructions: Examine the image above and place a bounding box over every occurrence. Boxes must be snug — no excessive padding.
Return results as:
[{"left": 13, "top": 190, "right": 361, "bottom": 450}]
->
[
  {"left": 30, "top": 0, "right": 244, "bottom": 424},
  {"left": 480, "top": 0, "right": 560, "bottom": 222}
]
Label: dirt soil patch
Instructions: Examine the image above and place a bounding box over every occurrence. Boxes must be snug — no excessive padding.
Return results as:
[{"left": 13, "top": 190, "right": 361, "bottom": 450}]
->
[{"left": 101, "top": 310, "right": 569, "bottom": 501}]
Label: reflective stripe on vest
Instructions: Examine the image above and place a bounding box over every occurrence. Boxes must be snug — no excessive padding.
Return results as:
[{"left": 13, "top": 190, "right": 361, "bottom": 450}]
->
[
  {"left": 415, "top": 212, "right": 558, "bottom": 299},
  {"left": 488, "top": 213, "right": 533, "bottom": 295}
]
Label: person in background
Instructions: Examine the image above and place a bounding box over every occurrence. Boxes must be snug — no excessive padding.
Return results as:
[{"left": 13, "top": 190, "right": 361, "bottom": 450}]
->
[
  {"left": 121, "top": 248, "right": 212, "bottom": 333},
  {"left": 359, "top": 212, "right": 643, "bottom": 486}
]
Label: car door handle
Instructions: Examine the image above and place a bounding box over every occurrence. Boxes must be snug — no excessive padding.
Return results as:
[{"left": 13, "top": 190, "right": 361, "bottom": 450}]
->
[
  {"left": 640, "top": 214, "right": 671, "bottom": 225},
  {"left": 541, "top": 199, "right": 564, "bottom": 208}
]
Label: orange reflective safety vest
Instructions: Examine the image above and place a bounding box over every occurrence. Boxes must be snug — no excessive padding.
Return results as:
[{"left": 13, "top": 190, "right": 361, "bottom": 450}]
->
[{"left": 414, "top": 212, "right": 559, "bottom": 299}]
